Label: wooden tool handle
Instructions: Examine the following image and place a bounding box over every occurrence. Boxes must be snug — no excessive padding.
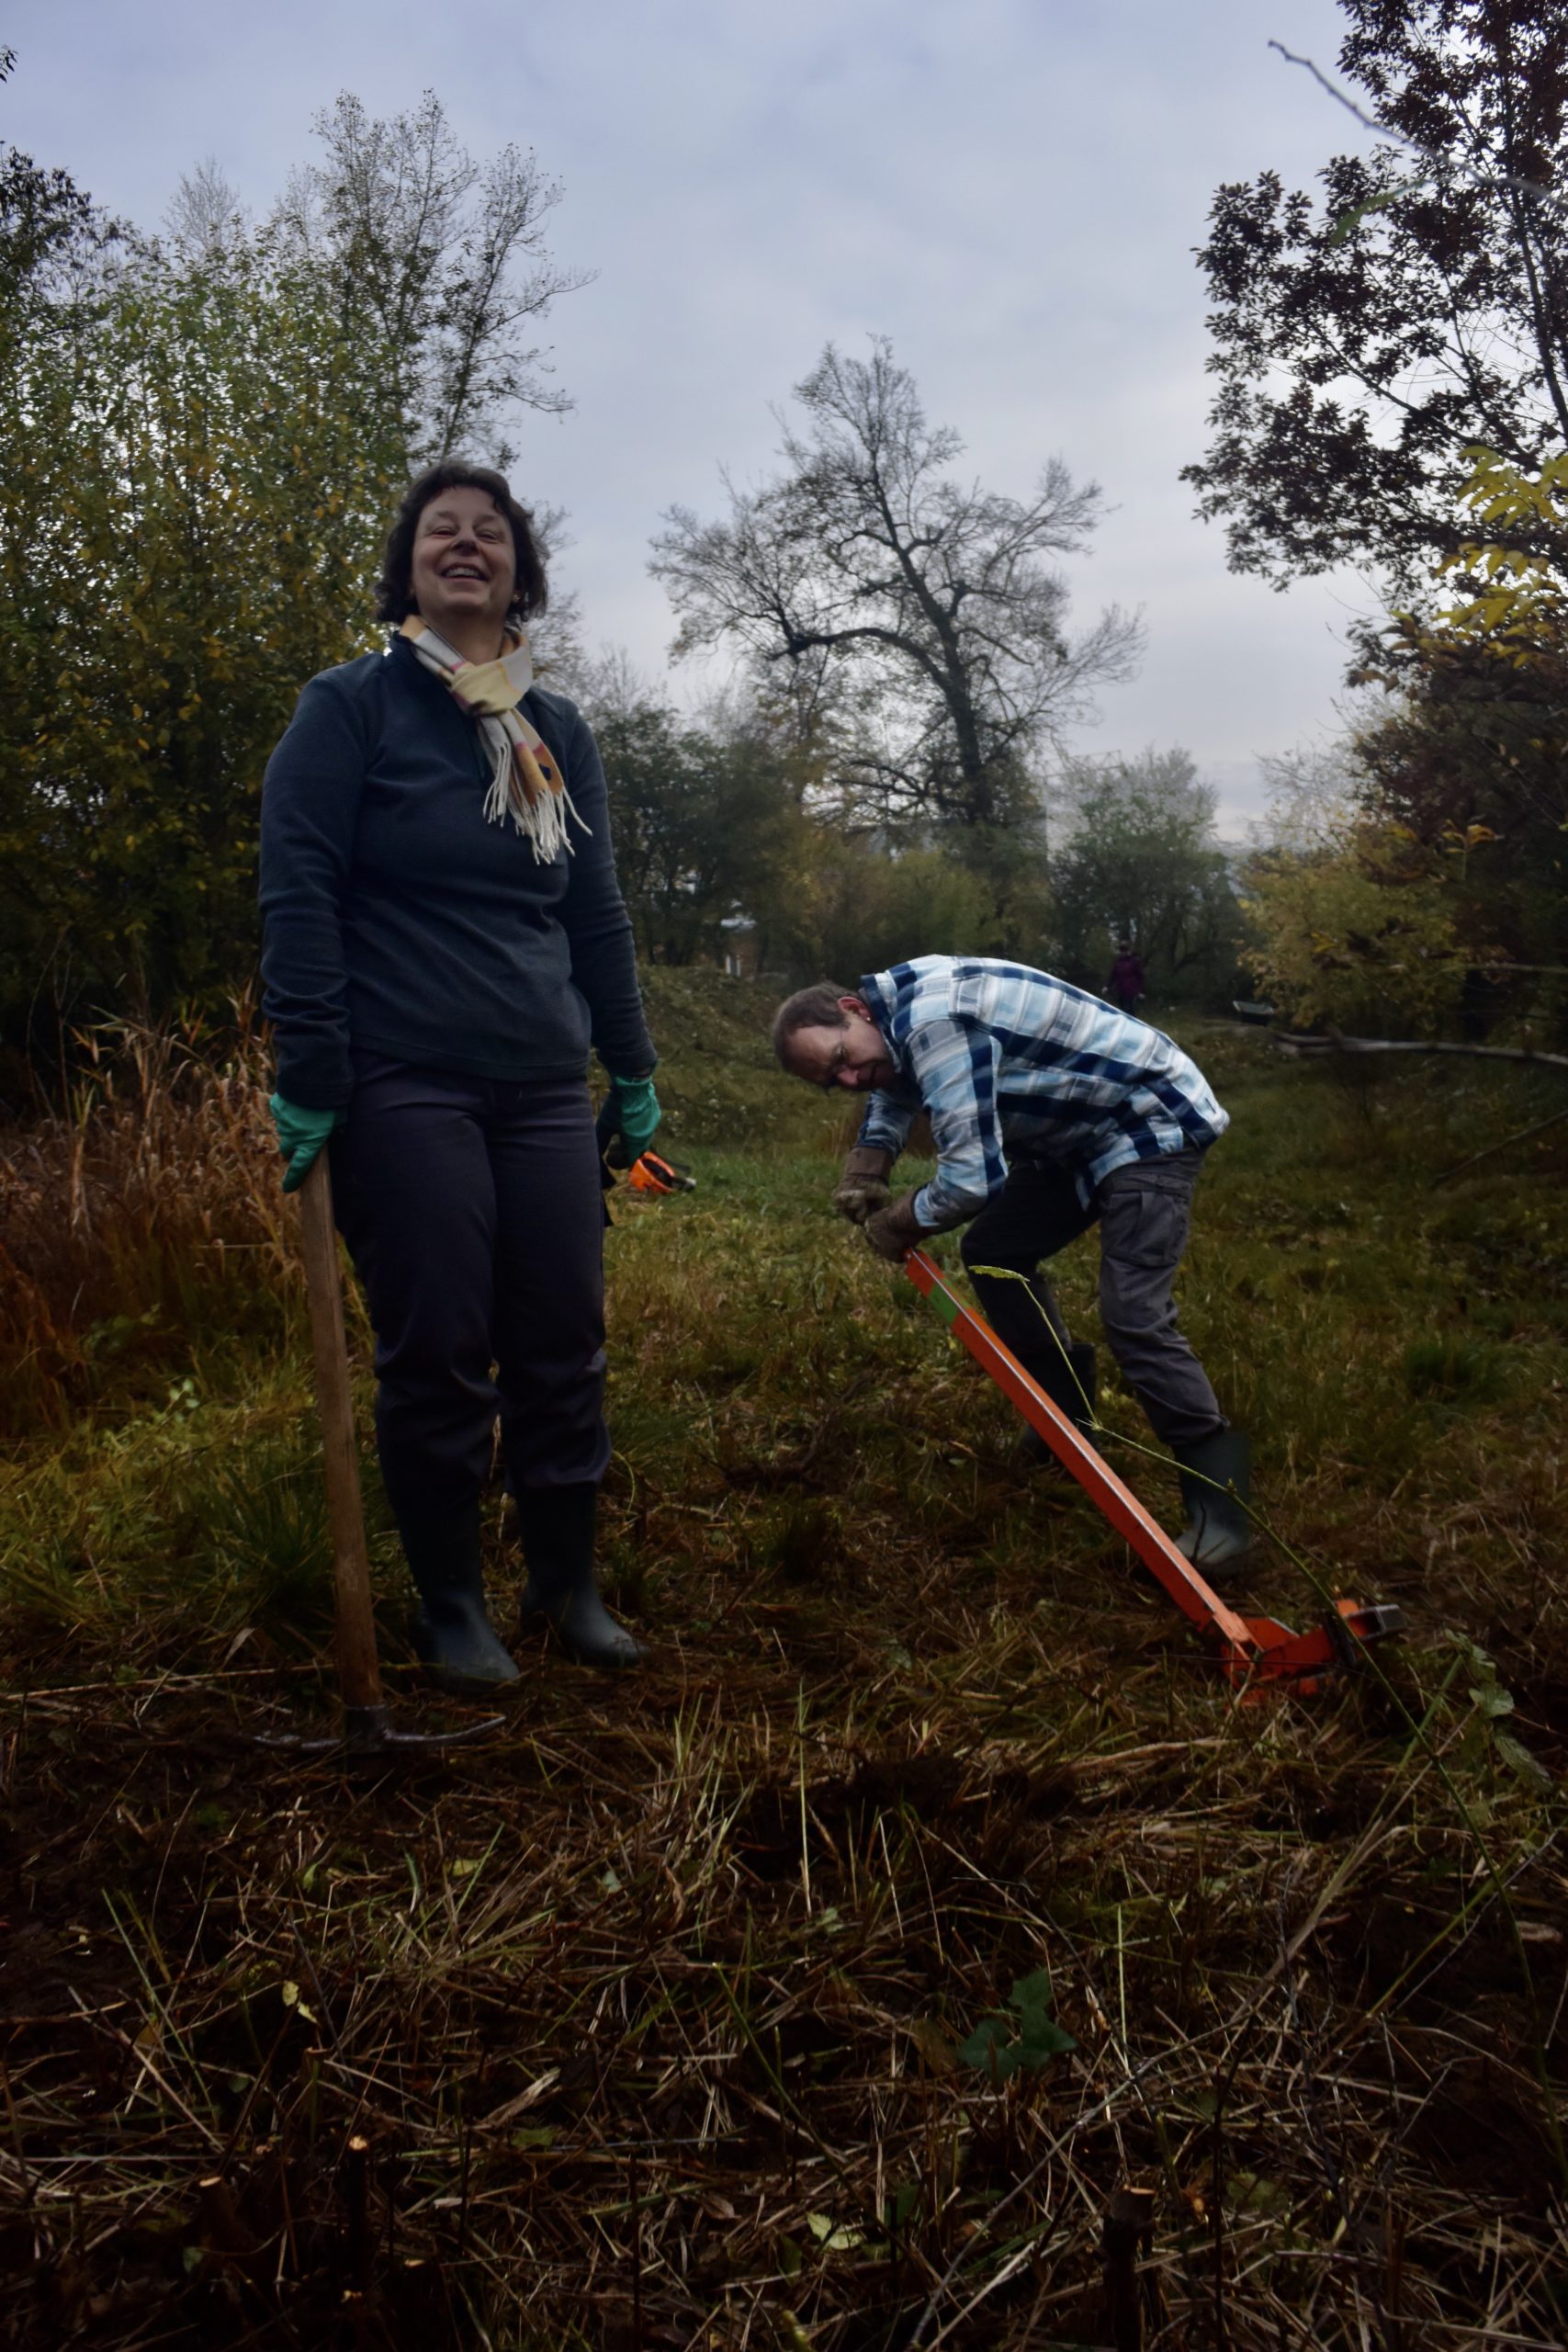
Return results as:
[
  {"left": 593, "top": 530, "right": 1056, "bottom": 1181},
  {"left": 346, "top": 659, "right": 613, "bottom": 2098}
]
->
[{"left": 297, "top": 1151, "right": 384, "bottom": 1712}]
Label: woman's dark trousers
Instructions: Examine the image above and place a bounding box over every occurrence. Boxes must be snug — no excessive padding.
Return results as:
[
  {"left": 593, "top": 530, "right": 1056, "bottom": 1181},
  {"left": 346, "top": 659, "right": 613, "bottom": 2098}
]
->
[
  {"left": 958, "top": 1148, "right": 1224, "bottom": 1450},
  {"left": 329, "top": 1058, "right": 611, "bottom": 1685}
]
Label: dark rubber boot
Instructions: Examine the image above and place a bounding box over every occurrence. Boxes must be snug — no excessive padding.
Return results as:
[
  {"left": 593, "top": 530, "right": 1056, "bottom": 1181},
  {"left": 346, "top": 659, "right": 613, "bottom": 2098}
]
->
[
  {"left": 399, "top": 1501, "right": 521, "bottom": 1698},
  {"left": 515, "top": 1483, "right": 647, "bottom": 1670},
  {"left": 1019, "top": 1340, "right": 1099, "bottom": 1467},
  {"left": 1174, "top": 1427, "right": 1253, "bottom": 1580}
]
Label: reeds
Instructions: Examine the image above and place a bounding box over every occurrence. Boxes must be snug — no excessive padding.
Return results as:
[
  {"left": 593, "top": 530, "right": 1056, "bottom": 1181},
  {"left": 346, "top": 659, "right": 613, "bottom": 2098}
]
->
[{"left": 0, "top": 1002, "right": 296, "bottom": 1436}]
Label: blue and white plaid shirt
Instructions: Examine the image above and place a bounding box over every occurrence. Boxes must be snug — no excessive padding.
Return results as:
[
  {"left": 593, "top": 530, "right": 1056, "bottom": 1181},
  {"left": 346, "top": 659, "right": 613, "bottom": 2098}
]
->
[{"left": 854, "top": 957, "right": 1229, "bottom": 1229}]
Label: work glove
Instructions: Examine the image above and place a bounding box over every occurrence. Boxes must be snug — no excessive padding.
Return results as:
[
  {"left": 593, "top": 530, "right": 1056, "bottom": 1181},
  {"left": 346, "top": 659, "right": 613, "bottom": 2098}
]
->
[
  {"left": 863, "top": 1191, "right": 929, "bottom": 1263},
  {"left": 605, "top": 1072, "right": 661, "bottom": 1160},
  {"left": 269, "top": 1094, "right": 344, "bottom": 1195},
  {"left": 832, "top": 1145, "right": 895, "bottom": 1227}
]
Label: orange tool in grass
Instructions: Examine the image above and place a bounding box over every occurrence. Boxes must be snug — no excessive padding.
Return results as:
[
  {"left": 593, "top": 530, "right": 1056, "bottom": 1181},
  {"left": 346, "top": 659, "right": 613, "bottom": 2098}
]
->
[
  {"left": 903, "top": 1247, "right": 1404, "bottom": 1694},
  {"left": 595, "top": 1094, "right": 695, "bottom": 1198}
]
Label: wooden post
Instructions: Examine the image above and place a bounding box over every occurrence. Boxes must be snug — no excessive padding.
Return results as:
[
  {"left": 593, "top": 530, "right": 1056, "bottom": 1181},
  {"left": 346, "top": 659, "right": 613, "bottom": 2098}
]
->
[
  {"left": 1102, "top": 2184, "right": 1156, "bottom": 2352},
  {"left": 297, "top": 1155, "right": 383, "bottom": 1714}
]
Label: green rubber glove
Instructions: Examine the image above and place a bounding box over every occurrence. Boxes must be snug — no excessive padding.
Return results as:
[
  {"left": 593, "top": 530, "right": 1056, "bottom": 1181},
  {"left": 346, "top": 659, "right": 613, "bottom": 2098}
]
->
[
  {"left": 609, "top": 1073, "right": 661, "bottom": 1159},
  {"left": 269, "top": 1093, "right": 345, "bottom": 1195}
]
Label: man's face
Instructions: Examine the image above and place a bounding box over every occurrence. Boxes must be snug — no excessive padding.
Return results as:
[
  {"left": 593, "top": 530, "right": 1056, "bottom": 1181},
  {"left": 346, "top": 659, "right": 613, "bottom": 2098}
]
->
[{"left": 787, "top": 998, "right": 898, "bottom": 1093}]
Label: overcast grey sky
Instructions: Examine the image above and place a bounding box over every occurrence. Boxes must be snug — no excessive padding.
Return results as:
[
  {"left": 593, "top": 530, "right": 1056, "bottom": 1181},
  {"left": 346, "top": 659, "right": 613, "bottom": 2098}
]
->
[{"left": 7, "top": 0, "right": 1386, "bottom": 828}]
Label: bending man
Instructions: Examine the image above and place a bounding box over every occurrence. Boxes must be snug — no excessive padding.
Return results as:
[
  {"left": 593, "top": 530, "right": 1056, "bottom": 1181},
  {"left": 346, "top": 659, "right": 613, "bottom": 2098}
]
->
[{"left": 772, "top": 956, "right": 1250, "bottom": 1576}]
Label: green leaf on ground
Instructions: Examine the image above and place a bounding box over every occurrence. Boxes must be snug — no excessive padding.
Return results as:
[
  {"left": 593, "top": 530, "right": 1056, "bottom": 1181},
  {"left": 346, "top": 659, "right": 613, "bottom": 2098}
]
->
[{"left": 958, "top": 1966, "right": 1077, "bottom": 2079}]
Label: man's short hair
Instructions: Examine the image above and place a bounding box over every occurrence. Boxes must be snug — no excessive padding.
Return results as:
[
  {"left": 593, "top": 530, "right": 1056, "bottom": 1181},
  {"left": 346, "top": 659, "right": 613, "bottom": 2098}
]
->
[{"left": 771, "top": 982, "right": 853, "bottom": 1068}]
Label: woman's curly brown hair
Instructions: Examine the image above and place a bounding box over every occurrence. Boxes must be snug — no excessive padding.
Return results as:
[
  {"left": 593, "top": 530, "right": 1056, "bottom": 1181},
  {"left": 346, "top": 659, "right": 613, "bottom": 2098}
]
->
[{"left": 374, "top": 461, "right": 548, "bottom": 626}]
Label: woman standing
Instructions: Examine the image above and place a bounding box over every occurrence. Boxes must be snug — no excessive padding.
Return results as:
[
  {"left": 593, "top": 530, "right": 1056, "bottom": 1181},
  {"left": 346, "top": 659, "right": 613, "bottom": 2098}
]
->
[{"left": 259, "top": 463, "right": 660, "bottom": 1695}]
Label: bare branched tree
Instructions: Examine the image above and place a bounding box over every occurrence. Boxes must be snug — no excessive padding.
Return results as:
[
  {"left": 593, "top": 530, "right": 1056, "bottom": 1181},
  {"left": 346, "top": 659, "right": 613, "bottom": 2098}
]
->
[
  {"left": 164, "top": 158, "right": 246, "bottom": 262},
  {"left": 273, "top": 90, "right": 592, "bottom": 468},
  {"left": 651, "top": 338, "right": 1140, "bottom": 834}
]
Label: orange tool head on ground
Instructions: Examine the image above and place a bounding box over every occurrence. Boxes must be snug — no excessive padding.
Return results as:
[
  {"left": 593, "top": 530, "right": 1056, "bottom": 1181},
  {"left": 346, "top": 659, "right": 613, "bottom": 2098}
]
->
[
  {"left": 624, "top": 1149, "right": 694, "bottom": 1194},
  {"left": 595, "top": 1095, "right": 696, "bottom": 1201}
]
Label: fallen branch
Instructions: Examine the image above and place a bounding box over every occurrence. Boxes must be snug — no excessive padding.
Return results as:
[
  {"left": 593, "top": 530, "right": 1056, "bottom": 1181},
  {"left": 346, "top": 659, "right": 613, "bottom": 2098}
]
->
[
  {"left": 1271, "top": 1031, "right": 1568, "bottom": 1074},
  {"left": 1433, "top": 1104, "right": 1568, "bottom": 1187}
]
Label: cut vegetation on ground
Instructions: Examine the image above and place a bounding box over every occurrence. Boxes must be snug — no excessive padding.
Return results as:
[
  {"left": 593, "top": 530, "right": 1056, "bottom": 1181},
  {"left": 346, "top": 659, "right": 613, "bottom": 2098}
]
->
[{"left": 3, "top": 969, "right": 1567, "bottom": 2348}]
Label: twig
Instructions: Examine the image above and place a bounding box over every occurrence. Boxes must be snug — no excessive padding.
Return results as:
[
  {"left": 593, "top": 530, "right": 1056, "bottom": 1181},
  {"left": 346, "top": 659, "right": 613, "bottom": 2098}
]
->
[
  {"left": 1269, "top": 41, "right": 1568, "bottom": 211},
  {"left": 1432, "top": 1104, "right": 1568, "bottom": 1187},
  {"left": 289, "top": 1922, "right": 336, "bottom": 2047},
  {"left": 1269, "top": 42, "right": 1426, "bottom": 153}
]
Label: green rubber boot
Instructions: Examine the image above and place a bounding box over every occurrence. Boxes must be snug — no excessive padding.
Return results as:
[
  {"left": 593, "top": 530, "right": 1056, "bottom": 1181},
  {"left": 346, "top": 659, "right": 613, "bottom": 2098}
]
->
[
  {"left": 1174, "top": 1427, "right": 1253, "bottom": 1581},
  {"left": 399, "top": 1501, "right": 522, "bottom": 1698},
  {"left": 515, "top": 1484, "right": 647, "bottom": 1670}
]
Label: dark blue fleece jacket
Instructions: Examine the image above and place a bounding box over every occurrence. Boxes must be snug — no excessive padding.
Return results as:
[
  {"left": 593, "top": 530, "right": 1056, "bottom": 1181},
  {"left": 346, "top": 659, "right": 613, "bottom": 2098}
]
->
[{"left": 259, "top": 636, "right": 656, "bottom": 1110}]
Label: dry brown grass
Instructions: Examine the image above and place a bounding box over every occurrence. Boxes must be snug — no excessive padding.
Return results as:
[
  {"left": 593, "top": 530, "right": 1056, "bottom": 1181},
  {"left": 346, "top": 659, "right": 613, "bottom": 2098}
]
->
[
  {"left": 3, "top": 1566, "right": 1563, "bottom": 2350},
  {"left": 0, "top": 1007, "right": 295, "bottom": 1436},
  {"left": 2, "top": 986, "right": 1566, "bottom": 2346}
]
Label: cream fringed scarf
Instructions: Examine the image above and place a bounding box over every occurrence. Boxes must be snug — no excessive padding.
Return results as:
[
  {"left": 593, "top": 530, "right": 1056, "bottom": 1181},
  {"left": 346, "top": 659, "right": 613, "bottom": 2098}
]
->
[{"left": 399, "top": 616, "right": 587, "bottom": 864}]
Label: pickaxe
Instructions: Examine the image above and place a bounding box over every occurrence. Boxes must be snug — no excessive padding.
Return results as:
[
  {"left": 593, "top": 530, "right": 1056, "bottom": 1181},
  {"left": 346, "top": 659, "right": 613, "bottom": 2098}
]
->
[{"left": 260, "top": 1154, "right": 502, "bottom": 1757}]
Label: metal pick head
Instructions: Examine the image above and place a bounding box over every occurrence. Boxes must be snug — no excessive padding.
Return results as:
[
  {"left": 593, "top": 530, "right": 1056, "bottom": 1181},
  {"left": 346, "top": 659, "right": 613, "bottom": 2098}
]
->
[{"left": 258, "top": 1703, "right": 505, "bottom": 1755}]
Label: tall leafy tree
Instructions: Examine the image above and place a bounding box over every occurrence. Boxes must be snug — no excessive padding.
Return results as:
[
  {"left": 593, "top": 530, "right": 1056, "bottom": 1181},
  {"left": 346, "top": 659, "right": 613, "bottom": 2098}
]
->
[
  {"left": 651, "top": 338, "right": 1139, "bottom": 836},
  {"left": 0, "top": 146, "right": 114, "bottom": 311},
  {"left": 1349, "top": 628, "right": 1568, "bottom": 989},
  {"left": 1050, "top": 750, "right": 1243, "bottom": 999},
  {"left": 1241, "top": 796, "right": 1472, "bottom": 1034},
  {"left": 1183, "top": 1, "right": 1568, "bottom": 590},
  {"left": 0, "top": 230, "right": 403, "bottom": 1063},
  {"left": 591, "top": 696, "right": 811, "bottom": 967}
]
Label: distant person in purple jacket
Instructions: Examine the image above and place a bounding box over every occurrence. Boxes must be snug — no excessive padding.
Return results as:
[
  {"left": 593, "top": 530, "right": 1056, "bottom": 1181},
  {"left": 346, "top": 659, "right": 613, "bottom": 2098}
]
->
[{"left": 1105, "top": 941, "right": 1146, "bottom": 1015}]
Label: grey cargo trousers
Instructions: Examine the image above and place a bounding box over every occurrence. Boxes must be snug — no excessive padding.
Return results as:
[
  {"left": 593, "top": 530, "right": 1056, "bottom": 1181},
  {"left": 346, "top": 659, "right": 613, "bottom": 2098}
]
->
[{"left": 958, "top": 1146, "right": 1224, "bottom": 1448}]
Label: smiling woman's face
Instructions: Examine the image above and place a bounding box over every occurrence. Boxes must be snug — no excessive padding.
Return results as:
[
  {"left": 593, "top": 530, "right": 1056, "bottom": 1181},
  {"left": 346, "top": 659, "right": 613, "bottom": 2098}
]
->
[{"left": 409, "top": 486, "right": 518, "bottom": 644}]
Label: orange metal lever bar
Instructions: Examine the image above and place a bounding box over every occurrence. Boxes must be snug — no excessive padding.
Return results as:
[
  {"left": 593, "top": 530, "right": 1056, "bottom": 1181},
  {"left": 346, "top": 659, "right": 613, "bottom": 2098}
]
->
[{"left": 902, "top": 1247, "right": 1403, "bottom": 1690}]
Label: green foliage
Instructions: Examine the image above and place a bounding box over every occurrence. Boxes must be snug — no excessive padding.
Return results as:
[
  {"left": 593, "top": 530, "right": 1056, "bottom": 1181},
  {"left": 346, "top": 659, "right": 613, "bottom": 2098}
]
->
[
  {"left": 957, "top": 1967, "right": 1077, "bottom": 2080},
  {"left": 1189, "top": 6, "right": 1568, "bottom": 1040},
  {"left": 593, "top": 700, "right": 813, "bottom": 967},
  {"left": 1241, "top": 817, "right": 1471, "bottom": 1032},
  {"left": 1184, "top": 4, "right": 1568, "bottom": 590},
  {"left": 0, "top": 95, "right": 591, "bottom": 1076},
  {"left": 0, "top": 232, "right": 402, "bottom": 1063},
  {"left": 590, "top": 679, "right": 1046, "bottom": 986},
  {"left": 176, "top": 1439, "right": 336, "bottom": 1629},
  {"left": 1402, "top": 1337, "right": 1510, "bottom": 1405},
  {"left": 803, "top": 841, "right": 1012, "bottom": 982},
  {"left": 1051, "top": 748, "right": 1242, "bottom": 1000},
  {"left": 1449, "top": 1634, "right": 1555, "bottom": 1792},
  {"left": 1317, "top": 451, "right": 1568, "bottom": 1037},
  {"left": 1436, "top": 447, "right": 1568, "bottom": 645},
  {"left": 0, "top": 139, "right": 118, "bottom": 309}
]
